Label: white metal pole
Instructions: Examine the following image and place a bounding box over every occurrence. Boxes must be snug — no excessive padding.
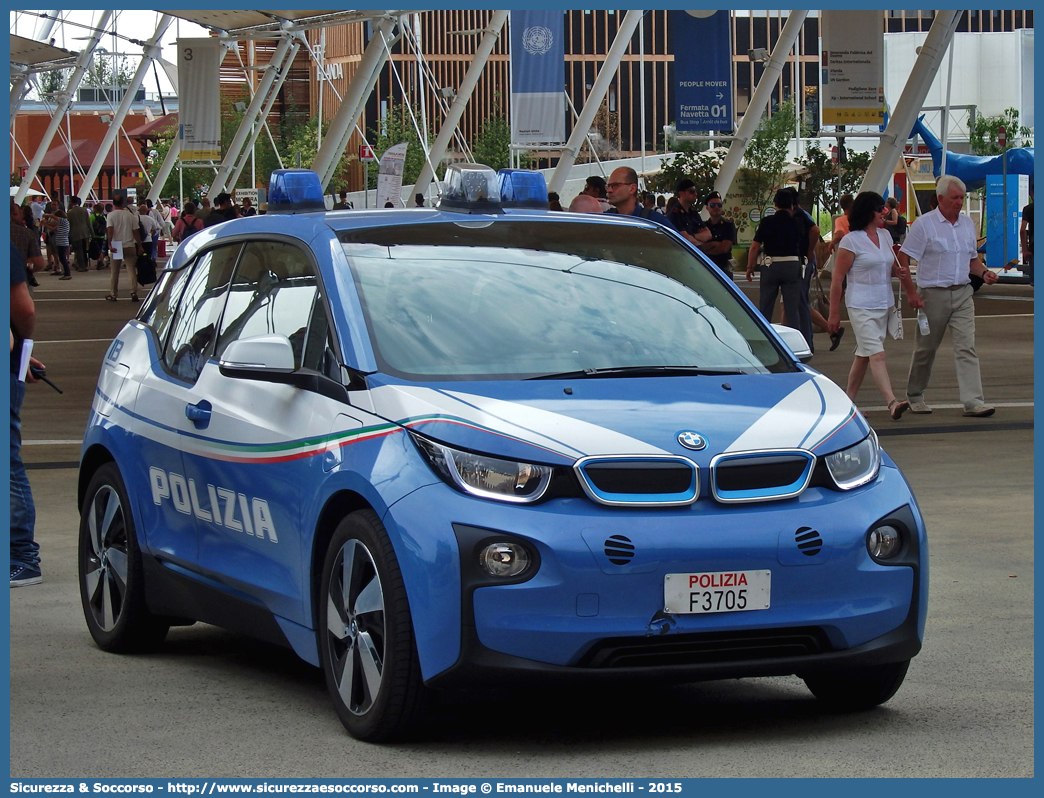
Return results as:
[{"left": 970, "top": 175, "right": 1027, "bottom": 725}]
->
[
  {"left": 712, "top": 11, "right": 807, "bottom": 199},
  {"left": 548, "top": 9, "right": 642, "bottom": 196},
  {"left": 16, "top": 10, "right": 113, "bottom": 204},
  {"left": 859, "top": 11, "right": 961, "bottom": 195},
  {"left": 77, "top": 14, "right": 173, "bottom": 203},
  {"left": 210, "top": 30, "right": 295, "bottom": 198},
  {"left": 313, "top": 15, "right": 399, "bottom": 190},
  {"left": 639, "top": 12, "right": 646, "bottom": 180},
  {"left": 941, "top": 39, "right": 954, "bottom": 175},
  {"left": 148, "top": 135, "right": 181, "bottom": 204},
  {"left": 413, "top": 10, "right": 509, "bottom": 199}
]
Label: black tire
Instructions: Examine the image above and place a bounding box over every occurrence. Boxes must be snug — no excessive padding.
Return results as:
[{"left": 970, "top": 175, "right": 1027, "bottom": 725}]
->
[
  {"left": 78, "top": 462, "right": 170, "bottom": 652},
  {"left": 803, "top": 659, "right": 910, "bottom": 711},
  {"left": 318, "top": 510, "right": 427, "bottom": 742}
]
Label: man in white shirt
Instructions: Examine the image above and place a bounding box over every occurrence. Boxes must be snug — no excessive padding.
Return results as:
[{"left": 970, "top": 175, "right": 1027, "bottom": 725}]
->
[
  {"left": 897, "top": 175, "right": 998, "bottom": 417},
  {"left": 138, "top": 204, "right": 161, "bottom": 258},
  {"left": 105, "top": 195, "right": 143, "bottom": 302}
]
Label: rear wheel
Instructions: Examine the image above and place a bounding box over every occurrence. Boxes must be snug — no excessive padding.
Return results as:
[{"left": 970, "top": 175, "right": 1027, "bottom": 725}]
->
[
  {"left": 78, "top": 462, "right": 169, "bottom": 652},
  {"left": 318, "top": 510, "right": 426, "bottom": 741},
  {"left": 803, "top": 659, "right": 910, "bottom": 711}
]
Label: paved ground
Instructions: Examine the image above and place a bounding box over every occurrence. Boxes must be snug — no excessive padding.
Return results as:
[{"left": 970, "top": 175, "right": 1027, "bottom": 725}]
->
[{"left": 9, "top": 261, "right": 1034, "bottom": 777}]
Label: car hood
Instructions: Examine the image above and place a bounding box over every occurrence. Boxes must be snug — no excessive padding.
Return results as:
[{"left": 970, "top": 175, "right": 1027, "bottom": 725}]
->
[{"left": 364, "top": 371, "right": 869, "bottom": 467}]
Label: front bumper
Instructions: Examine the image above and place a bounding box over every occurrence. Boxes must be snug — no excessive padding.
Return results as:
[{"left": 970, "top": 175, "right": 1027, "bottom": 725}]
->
[{"left": 383, "top": 464, "right": 927, "bottom": 685}]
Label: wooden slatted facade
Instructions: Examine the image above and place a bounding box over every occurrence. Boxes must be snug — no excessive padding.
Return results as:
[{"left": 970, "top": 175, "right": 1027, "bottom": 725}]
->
[{"left": 299, "top": 10, "right": 1033, "bottom": 191}]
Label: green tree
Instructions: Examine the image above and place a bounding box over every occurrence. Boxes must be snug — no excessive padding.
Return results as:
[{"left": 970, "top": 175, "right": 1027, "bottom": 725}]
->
[
  {"left": 740, "top": 100, "right": 796, "bottom": 208},
  {"left": 38, "top": 69, "right": 69, "bottom": 96},
  {"left": 366, "top": 102, "right": 431, "bottom": 190},
  {"left": 649, "top": 142, "right": 724, "bottom": 199},
  {"left": 472, "top": 114, "right": 512, "bottom": 172},
  {"left": 797, "top": 143, "right": 874, "bottom": 218},
  {"left": 970, "top": 107, "right": 1032, "bottom": 155}
]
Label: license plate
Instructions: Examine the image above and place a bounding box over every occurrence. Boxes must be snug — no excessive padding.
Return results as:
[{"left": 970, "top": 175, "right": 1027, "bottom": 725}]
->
[{"left": 664, "top": 570, "right": 771, "bottom": 614}]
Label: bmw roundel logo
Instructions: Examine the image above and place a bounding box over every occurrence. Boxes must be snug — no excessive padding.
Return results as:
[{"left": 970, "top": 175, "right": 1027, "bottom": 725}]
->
[{"left": 677, "top": 431, "right": 707, "bottom": 451}]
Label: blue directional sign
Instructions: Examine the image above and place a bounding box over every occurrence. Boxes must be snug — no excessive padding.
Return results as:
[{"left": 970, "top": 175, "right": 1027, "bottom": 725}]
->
[{"left": 671, "top": 10, "right": 733, "bottom": 133}]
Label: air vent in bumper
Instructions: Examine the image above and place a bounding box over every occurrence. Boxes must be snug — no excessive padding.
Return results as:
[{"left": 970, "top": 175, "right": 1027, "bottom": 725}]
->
[
  {"left": 574, "top": 456, "right": 699, "bottom": 507},
  {"left": 603, "top": 535, "right": 635, "bottom": 565},
  {"left": 578, "top": 627, "right": 831, "bottom": 669},
  {"left": 710, "top": 450, "right": 815, "bottom": 503}
]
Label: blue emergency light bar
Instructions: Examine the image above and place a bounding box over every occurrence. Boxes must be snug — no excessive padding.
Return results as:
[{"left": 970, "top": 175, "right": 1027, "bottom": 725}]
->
[
  {"left": 497, "top": 169, "right": 549, "bottom": 209},
  {"left": 267, "top": 169, "right": 326, "bottom": 214}
]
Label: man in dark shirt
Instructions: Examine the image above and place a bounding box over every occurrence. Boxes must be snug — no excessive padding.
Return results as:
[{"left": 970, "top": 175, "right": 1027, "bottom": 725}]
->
[
  {"left": 698, "top": 191, "right": 736, "bottom": 276},
  {"left": 746, "top": 188, "right": 805, "bottom": 333},
  {"left": 604, "top": 167, "right": 676, "bottom": 231},
  {"left": 204, "top": 192, "right": 239, "bottom": 227},
  {"left": 787, "top": 187, "right": 821, "bottom": 348},
  {"left": 666, "top": 179, "right": 711, "bottom": 246}
]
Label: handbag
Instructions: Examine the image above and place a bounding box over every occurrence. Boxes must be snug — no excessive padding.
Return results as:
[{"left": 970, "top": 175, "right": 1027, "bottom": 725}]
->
[
  {"left": 135, "top": 254, "right": 157, "bottom": 286},
  {"left": 810, "top": 269, "right": 831, "bottom": 320}
]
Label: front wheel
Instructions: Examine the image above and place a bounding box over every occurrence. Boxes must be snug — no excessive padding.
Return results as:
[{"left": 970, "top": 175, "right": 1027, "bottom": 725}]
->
[
  {"left": 803, "top": 659, "right": 910, "bottom": 711},
  {"left": 78, "top": 462, "right": 169, "bottom": 652},
  {"left": 318, "top": 510, "right": 427, "bottom": 741}
]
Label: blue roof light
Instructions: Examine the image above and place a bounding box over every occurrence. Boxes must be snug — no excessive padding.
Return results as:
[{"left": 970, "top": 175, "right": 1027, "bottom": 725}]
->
[
  {"left": 437, "top": 163, "right": 503, "bottom": 212},
  {"left": 267, "top": 169, "right": 326, "bottom": 214},
  {"left": 497, "top": 169, "right": 549, "bottom": 209}
]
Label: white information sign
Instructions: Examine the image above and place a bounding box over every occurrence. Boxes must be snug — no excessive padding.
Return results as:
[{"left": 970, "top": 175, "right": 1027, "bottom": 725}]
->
[{"left": 821, "top": 11, "right": 885, "bottom": 125}]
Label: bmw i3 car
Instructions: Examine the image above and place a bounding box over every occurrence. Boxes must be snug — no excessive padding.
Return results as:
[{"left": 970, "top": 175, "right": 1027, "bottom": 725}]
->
[{"left": 78, "top": 166, "right": 927, "bottom": 741}]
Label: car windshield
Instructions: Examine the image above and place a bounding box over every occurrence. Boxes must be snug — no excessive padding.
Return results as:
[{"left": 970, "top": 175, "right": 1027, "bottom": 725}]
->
[{"left": 339, "top": 220, "right": 792, "bottom": 380}]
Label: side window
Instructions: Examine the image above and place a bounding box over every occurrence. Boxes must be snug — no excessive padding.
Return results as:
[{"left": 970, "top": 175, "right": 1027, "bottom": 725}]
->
[
  {"left": 215, "top": 241, "right": 319, "bottom": 368},
  {"left": 163, "top": 244, "right": 242, "bottom": 382},
  {"left": 139, "top": 266, "right": 193, "bottom": 354}
]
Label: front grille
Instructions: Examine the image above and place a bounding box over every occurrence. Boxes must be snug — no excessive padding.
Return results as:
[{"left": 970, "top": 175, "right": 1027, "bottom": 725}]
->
[
  {"left": 578, "top": 627, "right": 830, "bottom": 669},
  {"left": 711, "top": 451, "right": 814, "bottom": 503},
  {"left": 575, "top": 456, "right": 698, "bottom": 507}
]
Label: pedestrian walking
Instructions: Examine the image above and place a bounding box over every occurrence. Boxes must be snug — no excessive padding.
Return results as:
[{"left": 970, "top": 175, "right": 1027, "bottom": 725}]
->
[
  {"left": 105, "top": 195, "right": 143, "bottom": 302},
  {"left": 827, "top": 191, "right": 922, "bottom": 418},
  {"left": 898, "top": 175, "right": 999, "bottom": 417}
]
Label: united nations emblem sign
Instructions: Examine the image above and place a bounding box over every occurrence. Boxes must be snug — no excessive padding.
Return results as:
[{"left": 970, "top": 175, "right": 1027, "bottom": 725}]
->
[{"left": 522, "top": 26, "right": 554, "bottom": 55}]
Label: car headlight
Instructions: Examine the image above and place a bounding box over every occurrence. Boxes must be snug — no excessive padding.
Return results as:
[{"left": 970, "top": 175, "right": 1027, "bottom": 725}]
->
[
  {"left": 824, "top": 429, "right": 881, "bottom": 490},
  {"left": 412, "top": 433, "right": 553, "bottom": 503}
]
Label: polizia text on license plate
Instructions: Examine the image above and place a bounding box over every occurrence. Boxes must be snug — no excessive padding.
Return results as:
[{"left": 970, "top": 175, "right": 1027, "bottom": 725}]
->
[{"left": 664, "top": 570, "right": 771, "bottom": 614}]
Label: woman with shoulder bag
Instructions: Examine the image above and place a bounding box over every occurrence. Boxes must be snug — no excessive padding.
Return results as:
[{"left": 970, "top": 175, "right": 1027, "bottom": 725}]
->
[{"left": 827, "top": 191, "right": 923, "bottom": 419}]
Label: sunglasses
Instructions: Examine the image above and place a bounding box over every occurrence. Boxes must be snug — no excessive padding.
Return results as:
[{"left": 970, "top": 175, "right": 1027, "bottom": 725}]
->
[
  {"left": 708, "top": 202, "right": 723, "bottom": 208},
  {"left": 606, "top": 182, "right": 635, "bottom": 190}
]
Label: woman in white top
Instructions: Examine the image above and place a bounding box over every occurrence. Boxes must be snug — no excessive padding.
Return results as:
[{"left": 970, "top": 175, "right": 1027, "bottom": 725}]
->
[{"left": 827, "top": 191, "right": 922, "bottom": 419}]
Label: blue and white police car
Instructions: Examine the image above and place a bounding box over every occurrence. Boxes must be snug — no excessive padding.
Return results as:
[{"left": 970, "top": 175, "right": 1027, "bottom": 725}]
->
[{"left": 79, "top": 165, "right": 927, "bottom": 741}]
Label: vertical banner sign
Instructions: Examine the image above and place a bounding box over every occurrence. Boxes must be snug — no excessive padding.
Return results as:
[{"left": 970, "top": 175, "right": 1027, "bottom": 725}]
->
[
  {"left": 510, "top": 10, "right": 565, "bottom": 145},
  {"left": 821, "top": 11, "right": 885, "bottom": 125},
  {"left": 177, "top": 38, "right": 222, "bottom": 161},
  {"left": 671, "top": 10, "right": 733, "bottom": 132},
  {"left": 376, "top": 143, "right": 408, "bottom": 209}
]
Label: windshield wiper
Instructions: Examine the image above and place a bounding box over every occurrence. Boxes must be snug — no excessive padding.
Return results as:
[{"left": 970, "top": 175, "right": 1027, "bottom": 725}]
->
[{"left": 526, "top": 366, "right": 746, "bottom": 380}]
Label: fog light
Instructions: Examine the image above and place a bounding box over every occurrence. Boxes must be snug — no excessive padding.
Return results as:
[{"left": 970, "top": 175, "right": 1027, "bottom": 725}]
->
[
  {"left": 867, "top": 525, "right": 902, "bottom": 559},
  {"left": 479, "top": 542, "right": 530, "bottom": 577}
]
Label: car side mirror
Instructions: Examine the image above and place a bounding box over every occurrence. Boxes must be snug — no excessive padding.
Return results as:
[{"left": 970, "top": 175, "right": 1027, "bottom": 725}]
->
[
  {"left": 219, "top": 334, "right": 296, "bottom": 380},
  {"left": 771, "top": 324, "right": 813, "bottom": 363}
]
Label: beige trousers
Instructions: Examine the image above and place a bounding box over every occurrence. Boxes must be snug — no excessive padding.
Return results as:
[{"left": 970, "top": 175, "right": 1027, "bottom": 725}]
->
[
  {"left": 906, "top": 284, "right": 985, "bottom": 410},
  {"left": 109, "top": 244, "right": 138, "bottom": 298}
]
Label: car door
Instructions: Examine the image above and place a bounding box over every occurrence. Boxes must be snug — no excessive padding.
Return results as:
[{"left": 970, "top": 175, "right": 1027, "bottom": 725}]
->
[
  {"left": 130, "top": 245, "right": 239, "bottom": 567},
  {"left": 185, "top": 238, "right": 334, "bottom": 625}
]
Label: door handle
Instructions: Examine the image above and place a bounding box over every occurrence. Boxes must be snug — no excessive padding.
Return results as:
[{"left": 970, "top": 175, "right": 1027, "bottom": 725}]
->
[{"left": 185, "top": 400, "right": 212, "bottom": 429}]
